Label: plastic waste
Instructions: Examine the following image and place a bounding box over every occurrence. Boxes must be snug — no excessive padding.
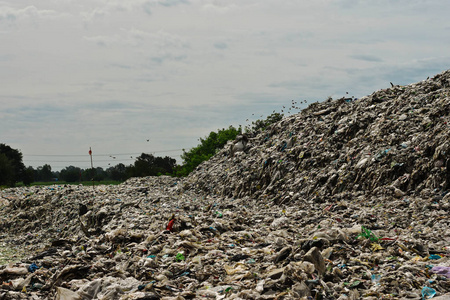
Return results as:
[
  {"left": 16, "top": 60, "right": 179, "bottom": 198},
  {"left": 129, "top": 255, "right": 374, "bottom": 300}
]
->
[
  {"left": 55, "top": 287, "right": 79, "bottom": 300},
  {"left": 166, "top": 215, "right": 176, "bottom": 231},
  {"left": 357, "top": 226, "right": 379, "bottom": 242},
  {"left": 28, "top": 262, "right": 39, "bottom": 273},
  {"left": 1, "top": 71, "right": 450, "bottom": 300},
  {"left": 431, "top": 266, "right": 450, "bottom": 278},
  {"left": 371, "top": 274, "right": 381, "bottom": 285},
  {"left": 428, "top": 254, "right": 442, "bottom": 260},
  {"left": 421, "top": 286, "right": 437, "bottom": 299},
  {"left": 175, "top": 253, "right": 185, "bottom": 261}
]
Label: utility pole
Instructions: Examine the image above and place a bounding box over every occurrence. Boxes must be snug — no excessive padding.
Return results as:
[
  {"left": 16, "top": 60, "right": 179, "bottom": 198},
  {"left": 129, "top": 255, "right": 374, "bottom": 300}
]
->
[{"left": 89, "top": 147, "right": 94, "bottom": 190}]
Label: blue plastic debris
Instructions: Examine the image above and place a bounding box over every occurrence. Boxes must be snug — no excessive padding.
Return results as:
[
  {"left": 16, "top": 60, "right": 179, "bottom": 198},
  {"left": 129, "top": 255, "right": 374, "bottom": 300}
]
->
[
  {"left": 28, "top": 263, "right": 39, "bottom": 273},
  {"left": 421, "top": 286, "right": 436, "bottom": 299}
]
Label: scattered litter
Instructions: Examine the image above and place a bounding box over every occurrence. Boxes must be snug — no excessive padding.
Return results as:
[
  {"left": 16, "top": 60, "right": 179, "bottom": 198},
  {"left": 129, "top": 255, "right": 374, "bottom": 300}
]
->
[{"left": 1, "top": 71, "right": 450, "bottom": 299}]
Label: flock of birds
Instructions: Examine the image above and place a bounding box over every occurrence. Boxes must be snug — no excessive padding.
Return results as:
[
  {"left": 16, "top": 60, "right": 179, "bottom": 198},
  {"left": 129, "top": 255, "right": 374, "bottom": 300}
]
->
[
  {"left": 103, "top": 95, "right": 358, "bottom": 166},
  {"left": 107, "top": 154, "right": 134, "bottom": 166},
  {"left": 246, "top": 99, "right": 308, "bottom": 121}
]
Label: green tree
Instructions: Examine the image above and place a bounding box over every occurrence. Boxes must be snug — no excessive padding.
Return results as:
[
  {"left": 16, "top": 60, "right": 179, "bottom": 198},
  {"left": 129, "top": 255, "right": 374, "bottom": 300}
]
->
[
  {"left": 82, "top": 167, "right": 106, "bottom": 181},
  {"left": 59, "top": 166, "right": 82, "bottom": 182},
  {"left": 36, "top": 164, "right": 53, "bottom": 181},
  {"left": 94, "top": 167, "right": 106, "bottom": 181},
  {"left": 22, "top": 166, "right": 35, "bottom": 186},
  {"left": 131, "top": 153, "right": 176, "bottom": 177},
  {"left": 0, "top": 153, "right": 14, "bottom": 187},
  {"left": 106, "top": 163, "right": 129, "bottom": 181},
  {"left": 175, "top": 125, "right": 242, "bottom": 177},
  {"left": 0, "top": 144, "right": 26, "bottom": 186}
]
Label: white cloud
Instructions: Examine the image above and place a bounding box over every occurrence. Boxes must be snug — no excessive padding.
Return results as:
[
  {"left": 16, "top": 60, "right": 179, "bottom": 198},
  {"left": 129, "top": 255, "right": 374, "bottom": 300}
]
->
[
  {"left": 0, "top": 5, "right": 59, "bottom": 22},
  {"left": 80, "top": 0, "right": 189, "bottom": 20},
  {"left": 213, "top": 42, "right": 227, "bottom": 49},
  {"left": 80, "top": 7, "right": 109, "bottom": 21},
  {"left": 83, "top": 34, "right": 119, "bottom": 46},
  {"left": 200, "top": 2, "right": 238, "bottom": 13},
  {"left": 350, "top": 54, "right": 383, "bottom": 63}
]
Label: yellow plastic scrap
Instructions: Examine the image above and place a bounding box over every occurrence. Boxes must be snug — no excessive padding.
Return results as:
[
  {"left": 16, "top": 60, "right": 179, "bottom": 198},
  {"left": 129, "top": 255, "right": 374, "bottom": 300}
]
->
[
  {"left": 397, "top": 243, "right": 409, "bottom": 252},
  {"left": 370, "top": 243, "right": 384, "bottom": 252},
  {"left": 411, "top": 256, "right": 425, "bottom": 262}
]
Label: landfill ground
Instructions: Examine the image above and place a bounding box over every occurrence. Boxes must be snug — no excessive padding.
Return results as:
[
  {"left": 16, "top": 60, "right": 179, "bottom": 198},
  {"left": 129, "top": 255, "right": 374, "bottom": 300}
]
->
[{"left": 1, "top": 71, "right": 450, "bottom": 299}]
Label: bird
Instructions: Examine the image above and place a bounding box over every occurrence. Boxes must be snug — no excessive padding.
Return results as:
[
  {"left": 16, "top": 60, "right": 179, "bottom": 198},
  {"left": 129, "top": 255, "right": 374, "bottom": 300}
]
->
[
  {"left": 390, "top": 82, "right": 394, "bottom": 87},
  {"left": 147, "top": 139, "right": 150, "bottom": 142}
]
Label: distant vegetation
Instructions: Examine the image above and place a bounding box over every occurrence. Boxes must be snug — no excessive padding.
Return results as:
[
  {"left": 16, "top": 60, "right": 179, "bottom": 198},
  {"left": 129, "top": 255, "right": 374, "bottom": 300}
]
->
[
  {"left": 174, "top": 125, "right": 242, "bottom": 177},
  {"left": 0, "top": 143, "right": 27, "bottom": 187},
  {"left": 0, "top": 113, "right": 285, "bottom": 187}
]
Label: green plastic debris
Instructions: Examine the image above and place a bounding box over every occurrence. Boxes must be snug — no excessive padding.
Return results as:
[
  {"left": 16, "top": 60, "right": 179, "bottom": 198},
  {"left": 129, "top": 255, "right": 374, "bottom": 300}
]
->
[
  {"left": 357, "top": 226, "right": 379, "bottom": 242},
  {"left": 351, "top": 280, "right": 361, "bottom": 288},
  {"left": 176, "top": 253, "right": 185, "bottom": 261}
]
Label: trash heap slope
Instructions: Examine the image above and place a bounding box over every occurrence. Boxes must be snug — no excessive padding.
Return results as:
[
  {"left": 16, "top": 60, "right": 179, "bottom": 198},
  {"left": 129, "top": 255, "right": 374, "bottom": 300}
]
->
[
  {"left": 0, "top": 71, "right": 449, "bottom": 300},
  {"left": 184, "top": 70, "right": 450, "bottom": 203}
]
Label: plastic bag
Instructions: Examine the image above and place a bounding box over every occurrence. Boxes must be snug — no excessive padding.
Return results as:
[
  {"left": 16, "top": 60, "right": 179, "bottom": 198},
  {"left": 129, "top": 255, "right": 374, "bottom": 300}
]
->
[{"left": 357, "top": 226, "right": 379, "bottom": 242}]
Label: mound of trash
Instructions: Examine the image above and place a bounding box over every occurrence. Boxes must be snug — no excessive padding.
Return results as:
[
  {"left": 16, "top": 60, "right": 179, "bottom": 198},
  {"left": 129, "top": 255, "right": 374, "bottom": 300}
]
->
[
  {"left": 0, "top": 71, "right": 449, "bottom": 299},
  {"left": 184, "top": 70, "right": 450, "bottom": 204}
]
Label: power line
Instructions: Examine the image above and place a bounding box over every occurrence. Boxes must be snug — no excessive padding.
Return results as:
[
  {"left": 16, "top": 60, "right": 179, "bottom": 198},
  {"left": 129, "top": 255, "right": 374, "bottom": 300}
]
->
[
  {"left": 23, "top": 149, "right": 184, "bottom": 157},
  {"left": 25, "top": 159, "right": 136, "bottom": 162}
]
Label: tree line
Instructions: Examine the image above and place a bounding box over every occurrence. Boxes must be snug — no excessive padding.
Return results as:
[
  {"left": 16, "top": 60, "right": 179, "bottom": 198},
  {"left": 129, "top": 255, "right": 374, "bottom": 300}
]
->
[
  {"left": 0, "top": 113, "right": 283, "bottom": 187},
  {"left": 0, "top": 148, "right": 179, "bottom": 186}
]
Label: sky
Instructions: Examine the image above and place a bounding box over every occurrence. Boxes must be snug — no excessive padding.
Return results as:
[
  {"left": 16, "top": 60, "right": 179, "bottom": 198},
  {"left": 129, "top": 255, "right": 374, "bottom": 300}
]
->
[{"left": 1, "top": 0, "right": 450, "bottom": 171}]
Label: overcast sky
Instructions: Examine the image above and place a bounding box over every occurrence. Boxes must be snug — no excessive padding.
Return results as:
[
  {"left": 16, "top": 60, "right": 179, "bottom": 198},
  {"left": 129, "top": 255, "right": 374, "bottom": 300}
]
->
[{"left": 1, "top": 0, "right": 450, "bottom": 171}]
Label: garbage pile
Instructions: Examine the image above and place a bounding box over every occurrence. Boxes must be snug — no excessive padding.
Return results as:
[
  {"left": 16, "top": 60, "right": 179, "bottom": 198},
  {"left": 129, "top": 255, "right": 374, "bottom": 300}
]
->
[
  {"left": 0, "top": 71, "right": 449, "bottom": 299},
  {"left": 185, "top": 70, "right": 450, "bottom": 203}
]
